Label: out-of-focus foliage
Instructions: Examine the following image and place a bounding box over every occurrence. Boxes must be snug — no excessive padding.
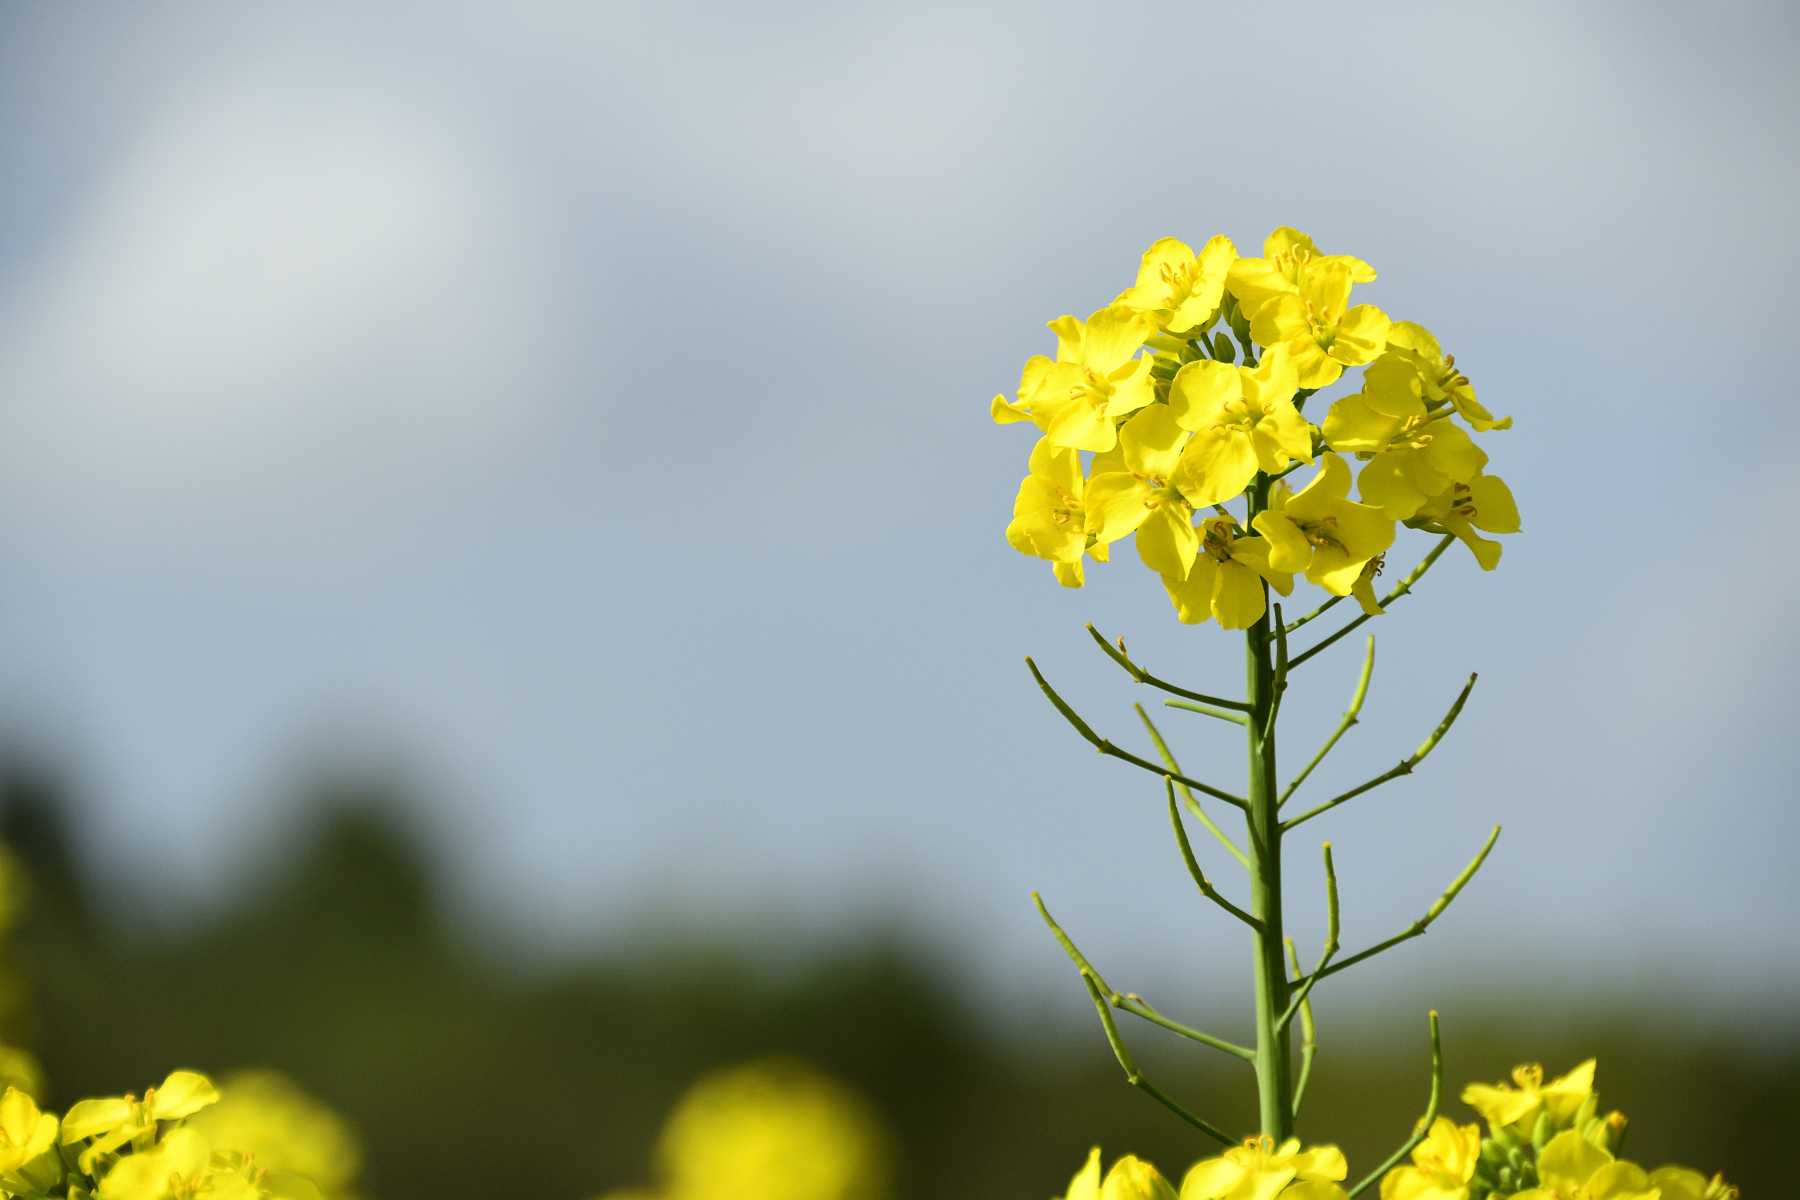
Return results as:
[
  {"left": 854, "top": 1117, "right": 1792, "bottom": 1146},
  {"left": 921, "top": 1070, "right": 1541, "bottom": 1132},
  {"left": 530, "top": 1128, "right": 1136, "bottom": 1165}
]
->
[
  {"left": 597, "top": 1059, "right": 892, "bottom": 1200},
  {"left": 0, "top": 761, "right": 1789, "bottom": 1198}
]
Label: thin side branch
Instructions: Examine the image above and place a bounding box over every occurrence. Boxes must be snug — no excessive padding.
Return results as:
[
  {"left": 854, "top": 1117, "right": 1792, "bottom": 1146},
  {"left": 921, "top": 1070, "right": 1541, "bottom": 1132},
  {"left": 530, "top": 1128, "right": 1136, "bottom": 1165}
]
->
[
  {"left": 1282, "top": 594, "right": 1343, "bottom": 636},
  {"left": 1165, "top": 781, "right": 1263, "bottom": 931},
  {"left": 1085, "top": 624, "right": 1253, "bottom": 712},
  {"left": 1026, "top": 658, "right": 1250, "bottom": 812},
  {"left": 1348, "top": 1010, "right": 1443, "bottom": 1197},
  {"left": 1297, "top": 825, "right": 1501, "bottom": 986},
  {"left": 1163, "top": 699, "right": 1248, "bottom": 726},
  {"left": 1136, "top": 706, "right": 1250, "bottom": 869},
  {"left": 1277, "top": 842, "right": 1339, "bottom": 1035},
  {"left": 1280, "top": 673, "right": 1477, "bottom": 832},
  {"left": 1280, "top": 636, "right": 1376, "bottom": 809},
  {"left": 1284, "top": 939, "right": 1320, "bottom": 1118},
  {"left": 1288, "top": 534, "right": 1456, "bottom": 670},
  {"left": 1078, "top": 973, "right": 1236, "bottom": 1147},
  {"left": 1034, "top": 892, "right": 1256, "bottom": 1063}
]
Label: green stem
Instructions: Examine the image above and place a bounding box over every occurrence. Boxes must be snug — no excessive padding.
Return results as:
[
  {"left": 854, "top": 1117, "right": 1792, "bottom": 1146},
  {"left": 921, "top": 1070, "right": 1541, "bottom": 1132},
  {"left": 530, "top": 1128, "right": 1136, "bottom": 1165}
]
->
[
  {"left": 1245, "top": 473, "right": 1294, "bottom": 1142},
  {"left": 1279, "top": 636, "right": 1375, "bottom": 809},
  {"left": 1347, "top": 1011, "right": 1443, "bottom": 1197},
  {"left": 1288, "top": 535, "right": 1455, "bottom": 670}
]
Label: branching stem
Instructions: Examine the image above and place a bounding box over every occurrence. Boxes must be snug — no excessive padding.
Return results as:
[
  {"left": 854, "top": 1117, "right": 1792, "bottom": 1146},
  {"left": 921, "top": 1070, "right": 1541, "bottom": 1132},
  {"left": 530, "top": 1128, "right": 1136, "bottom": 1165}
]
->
[
  {"left": 1288, "top": 535, "right": 1456, "bottom": 670},
  {"left": 1086, "top": 624, "right": 1252, "bottom": 712},
  {"left": 1347, "top": 1011, "right": 1443, "bottom": 1197}
]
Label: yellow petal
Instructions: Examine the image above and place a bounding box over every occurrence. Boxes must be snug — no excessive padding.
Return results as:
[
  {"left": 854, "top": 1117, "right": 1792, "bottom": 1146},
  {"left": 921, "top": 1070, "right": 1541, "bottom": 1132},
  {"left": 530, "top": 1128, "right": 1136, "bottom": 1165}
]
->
[
  {"left": 1330, "top": 304, "right": 1390, "bottom": 365},
  {"left": 1062, "top": 1146, "right": 1104, "bottom": 1200},
  {"left": 1322, "top": 395, "right": 1400, "bottom": 454},
  {"left": 1357, "top": 456, "right": 1428, "bottom": 520},
  {"left": 150, "top": 1071, "right": 219, "bottom": 1121},
  {"left": 1082, "top": 306, "right": 1152, "bottom": 374},
  {"left": 1286, "top": 454, "right": 1353, "bottom": 519},
  {"left": 1085, "top": 473, "right": 1153, "bottom": 545},
  {"left": 1212, "top": 561, "right": 1267, "bottom": 629},
  {"left": 1136, "top": 504, "right": 1199, "bottom": 581},
  {"left": 1536, "top": 1131, "right": 1613, "bottom": 1192},
  {"left": 1252, "top": 512, "right": 1310, "bottom": 573},
  {"left": 1164, "top": 558, "right": 1218, "bottom": 625},
  {"left": 1119, "top": 405, "right": 1190, "bottom": 481},
  {"left": 1101, "top": 1155, "right": 1177, "bottom": 1200},
  {"left": 1169, "top": 360, "right": 1244, "bottom": 431},
  {"left": 1359, "top": 354, "right": 1426, "bottom": 420},
  {"left": 1173, "top": 426, "right": 1259, "bottom": 508},
  {"left": 1468, "top": 474, "right": 1520, "bottom": 533}
]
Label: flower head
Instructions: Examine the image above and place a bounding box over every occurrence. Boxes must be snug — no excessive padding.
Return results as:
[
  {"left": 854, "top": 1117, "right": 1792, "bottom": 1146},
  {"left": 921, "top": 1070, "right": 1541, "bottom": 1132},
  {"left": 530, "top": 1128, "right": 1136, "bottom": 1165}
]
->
[
  {"left": 1507, "top": 1130, "right": 1657, "bottom": 1200},
  {"left": 1461, "top": 1059, "right": 1595, "bottom": 1133},
  {"left": 1118, "top": 236, "right": 1238, "bottom": 334},
  {"left": 1180, "top": 1135, "right": 1347, "bottom": 1200},
  {"left": 1248, "top": 260, "right": 1390, "bottom": 390},
  {"left": 992, "top": 307, "right": 1156, "bottom": 452},
  {"left": 1377, "top": 1117, "right": 1478, "bottom": 1200},
  {"left": 1168, "top": 348, "right": 1313, "bottom": 509},
  {"left": 1252, "top": 455, "right": 1395, "bottom": 596},
  {"left": 1163, "top": 519, "right": 1293, "bottom": 629}
]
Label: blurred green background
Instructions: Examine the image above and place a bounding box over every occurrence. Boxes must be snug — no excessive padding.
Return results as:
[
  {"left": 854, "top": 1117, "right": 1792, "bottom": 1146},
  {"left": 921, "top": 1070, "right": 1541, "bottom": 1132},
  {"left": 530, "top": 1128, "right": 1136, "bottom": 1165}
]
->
[{"left": 4, "top": 761, "right": 1785, "bottom": 1197}]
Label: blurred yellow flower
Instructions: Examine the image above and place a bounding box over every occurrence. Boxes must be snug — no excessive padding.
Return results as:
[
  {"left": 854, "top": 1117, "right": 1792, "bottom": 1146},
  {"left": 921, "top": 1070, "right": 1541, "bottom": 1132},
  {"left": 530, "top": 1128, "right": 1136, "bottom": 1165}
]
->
[
  {"left": 1059, "top": 1147, "right": 1179, "bottom": 1200},
  {"left": 1460, "top": 1059, "right": 1595, "bottom": 1132},
  {"left": 1378, "top": 1117, "right": 1478, "bottom": 1200},
  {"left": 1179, "top": 1134, "right": 1347, "bottom": 1200},
  {"left": 186, "top": 1070, "right": 361, "bottom": 1198},
  {"left": 656, "top": 1059, "right": 893, "bottom": 1200},
  {"left": 63, "top": 1070, "right": 220, "bottom": 1173},
  {"left": 1507, "top": 1130, "right": 1656, "bottom": 1200}
]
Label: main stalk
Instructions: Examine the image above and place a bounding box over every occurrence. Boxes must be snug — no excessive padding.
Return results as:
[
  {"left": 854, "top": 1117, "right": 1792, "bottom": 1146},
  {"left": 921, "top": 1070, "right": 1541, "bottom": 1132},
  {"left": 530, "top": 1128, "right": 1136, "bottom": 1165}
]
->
[{"left": 1245, "top": 472, "right": 1294, "bottom": 1141}]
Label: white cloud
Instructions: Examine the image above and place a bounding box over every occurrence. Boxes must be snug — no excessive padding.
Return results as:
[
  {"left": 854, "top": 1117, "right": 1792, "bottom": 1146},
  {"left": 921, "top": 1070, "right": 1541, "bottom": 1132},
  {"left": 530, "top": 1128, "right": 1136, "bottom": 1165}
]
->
[{"left": 0, "top": 51, "right": 556, "bottom": 560}]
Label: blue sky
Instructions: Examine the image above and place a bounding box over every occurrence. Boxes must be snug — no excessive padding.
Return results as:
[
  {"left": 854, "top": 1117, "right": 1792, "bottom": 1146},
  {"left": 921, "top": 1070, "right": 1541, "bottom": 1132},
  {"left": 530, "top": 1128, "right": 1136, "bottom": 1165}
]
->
[{"left": 1, "top": 1, "right": 1796, "bottom": 1026}]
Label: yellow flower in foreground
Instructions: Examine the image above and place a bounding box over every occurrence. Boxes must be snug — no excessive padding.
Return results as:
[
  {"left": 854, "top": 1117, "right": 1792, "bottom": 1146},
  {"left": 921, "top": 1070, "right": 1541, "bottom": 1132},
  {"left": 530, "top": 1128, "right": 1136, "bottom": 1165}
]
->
[
  {"left": 1384, "top": 322, "right": 1510, "bottom": 433},
  {"left": 1163, "top": 519, "right": 1293, "bottom": 629},
  {"left": 1007, "top": 439, "right": 1102, "bottom": 586},
  {"left": 1087, "top": 407, "right": 1200, "bottom": 579},
  {"left": 1060, "top": 1147, "right": 1179, "bottom": 1200},
  {"left": 0, "top": 1086, "right": 60, "bottom": 1195},
  {"left": 1508, "top": 1131, "right": 1656, "bottom": 1200},
  {"left": 63, "top": 1070, "right": 221, "bottom": 1172},
  {"left": 1412, "top": 472, "right": 1519, "bottom": 571},
  {"left": 1226, "top": 227, "right": 1376, "bottom": 323},
  {"left": 1322, "top": 357, "right": 1489, "bottom": 521},
  {"left": 1648, "top": 1166, "right": 1738, "bottom": 1200},
  {"left": 991, "top": 307, "right": 1156, "bottom": 451},
  {"left": 1117, "top": 236, "right": 1238, "bottom": 334},
  {"left": 1378, "top": 1117, "right": 1478, "bottom": 1200},
  {"left": 186, "top": 1071, "right": 360, "bottom": 1198},
  {"left": 1461, "top": 1059, "right": 1595, "bottom": 1132},
  {"left": 1252, "top": 455, "right": 1395, "bottom": 597},
  {"left": 1169, "top": 348, "right": 1313, "bottom": 508},
  {"left": 1249, "top": 260, "right": 1390, "bottom": 390},
  {"left": 1180, "top": 1135, "right": 1347, "bottom": 1200},
  {"left": 656, "top": 1060, "right": 892, "bottom": 1200}
]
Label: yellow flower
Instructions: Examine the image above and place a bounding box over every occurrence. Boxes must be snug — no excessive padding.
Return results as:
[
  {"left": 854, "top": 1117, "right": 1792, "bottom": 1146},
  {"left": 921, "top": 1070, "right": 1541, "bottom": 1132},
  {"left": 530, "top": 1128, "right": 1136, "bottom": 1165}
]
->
[
  {"left": 1060, "top": 1147, "right": 1179, "bottom": 1200},
  {"left": 1321, "top": 356, "right": 1489, "bottom": 522},
  {"left": 1006, "top": 439, "right": 1107, "bottom": 587},
  {"left": 1168, "top": 348, "right": 1314, "bottom": 509},
  {"left": 1087, "top": 407, "right": 1202, "bottom": 579},
  {"left": 1383, "top": 322, "right": 1510, "bottom": 433},
  {"left": 655, "top": 1060, "right": 892, "bottom": 1200},
  {"left": 1377, "top": 1118, "right": 1478, "bottom": 1200},
  {"left": 1163, "top": 519, "right": 1294, "bottom": 630},
  {"left": 1225, "top": 227, "right": 1377, "bottom": 323},
  {"left": 1248, "top": 260, "right": 1390, "bottom": 390},
  {"left": 1411, "top": 473, "right": 1518, "bottom": 571},
  {"left": 1648, "top": 1166, "right": 1738, "bottom": 1200},
  {"left": 1252, "top": 455, "right": 1396, "bottom": 597},
  {"left": 1179, "top": 1135, "right": 1347, "bottom": 1200},
  {"left": 1460, "top": 1059, "right": 1595, "bottom": 1133},
  {"left": 992, "top": 307, "right": 1156, "bottom": 452},
  {"left": 0, "top": 1086, "right": 60, "bottom": 1195},
  {"left": 1508, "top": 1131, "right": 1657, "bottom": 1200},
  {"left": 1117, "top": 236, "right": 1238, "bottom": 334},
  {"left": 186, "top": 1071, "right": 360, "bottom": 1198},
  {"left": 64, "top": 1071, "right": 221, "bottom": 1174}
]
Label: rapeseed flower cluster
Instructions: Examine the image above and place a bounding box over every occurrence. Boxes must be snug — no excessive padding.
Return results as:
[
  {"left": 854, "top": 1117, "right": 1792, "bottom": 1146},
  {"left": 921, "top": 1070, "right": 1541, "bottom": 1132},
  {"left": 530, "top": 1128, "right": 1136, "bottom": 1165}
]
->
[
  {"left": 994, "top": 228, "right": 1519, "bottom": 627},
  {"left": 1057, "top": 1060, "right": 1736, "bottom": 1200},
  {"left": 596, "top": 1060, "right": 893, "bottom": 1200},
  {"left": 0, "top": 1068, "right": 360, "bottom": 1200}
]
